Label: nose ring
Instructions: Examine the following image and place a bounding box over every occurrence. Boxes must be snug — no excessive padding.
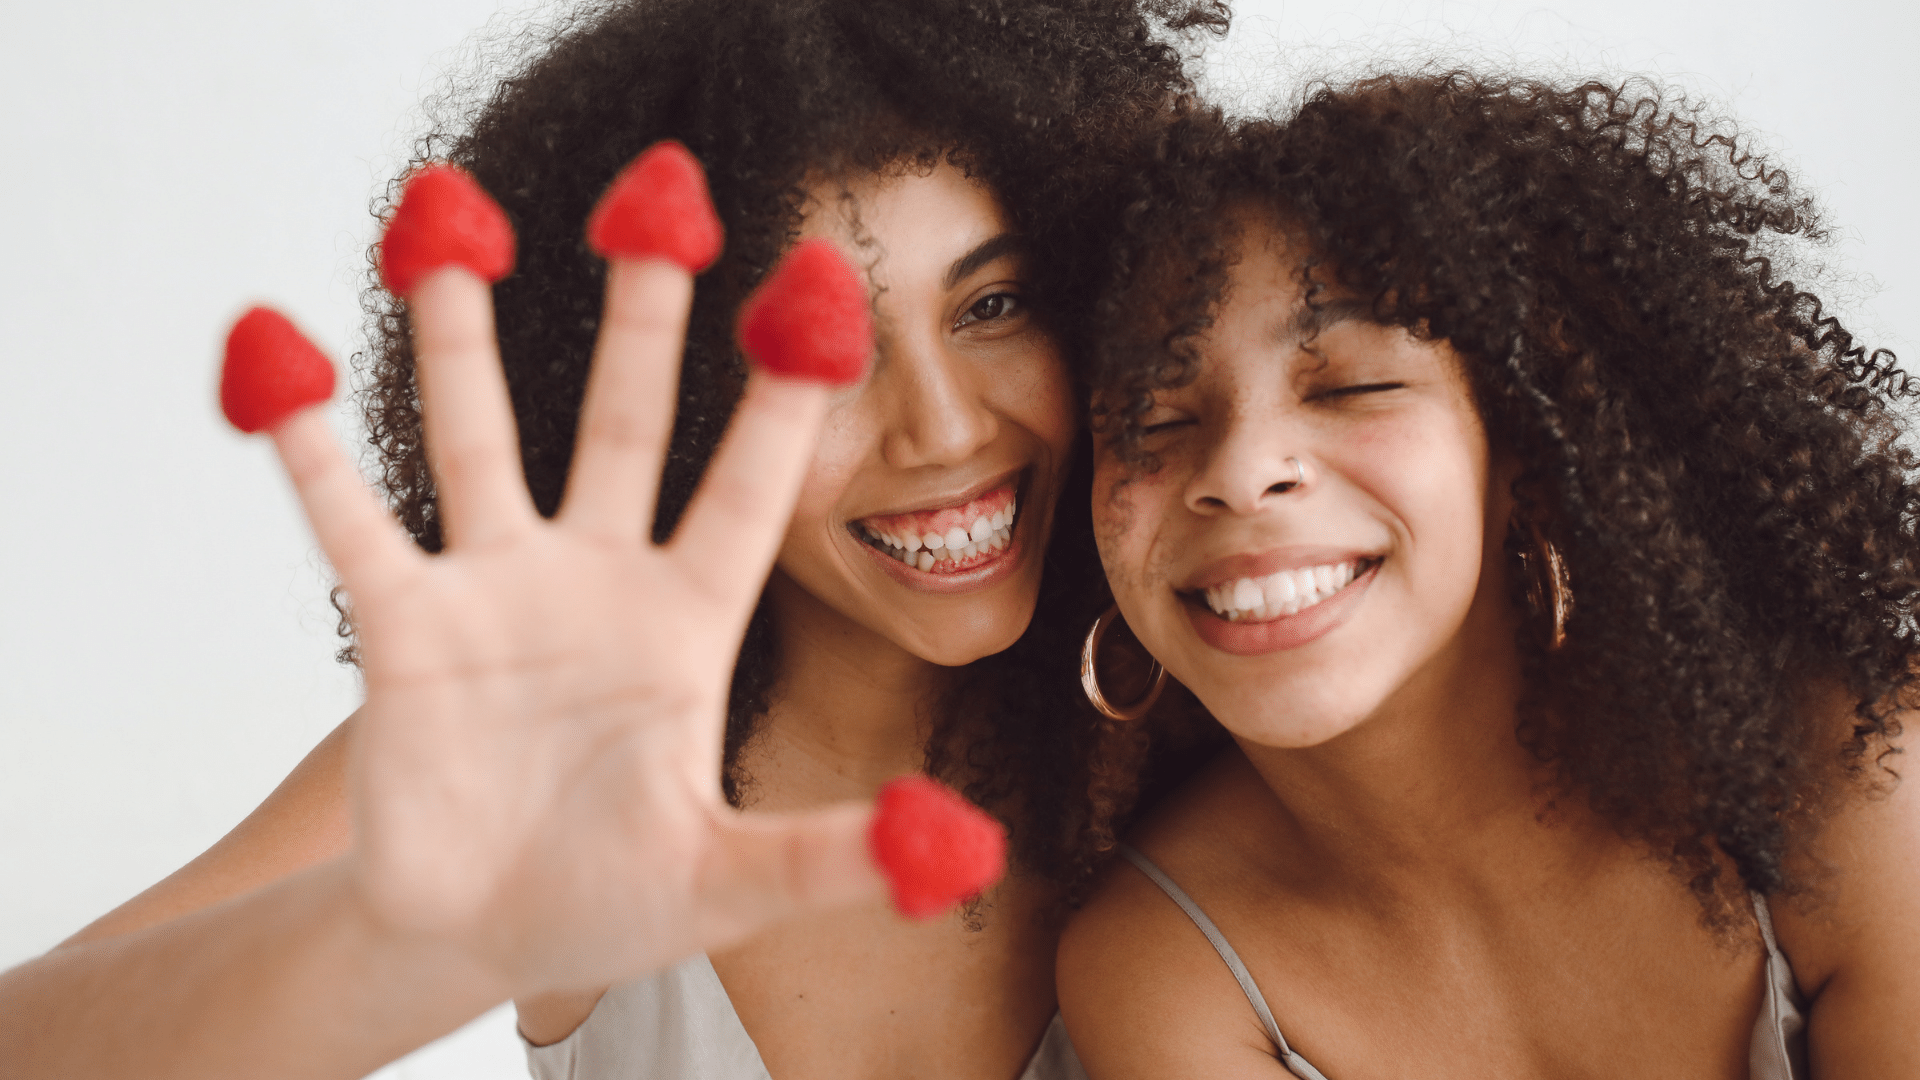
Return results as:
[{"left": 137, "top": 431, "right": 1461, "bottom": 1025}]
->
[{"left": 1276, "top": 456, "right": 1311, "bottom": 494}]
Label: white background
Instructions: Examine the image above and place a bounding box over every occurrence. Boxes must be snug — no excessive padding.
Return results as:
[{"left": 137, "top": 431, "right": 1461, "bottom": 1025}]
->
[{"left": 1, "top": 2, "right": 1912, "bottom": 1077}]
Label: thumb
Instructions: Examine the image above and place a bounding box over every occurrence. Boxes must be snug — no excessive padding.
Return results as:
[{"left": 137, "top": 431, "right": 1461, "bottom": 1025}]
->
[{"left": 696, "top": 777, "right": 1008, "bottom": 944}]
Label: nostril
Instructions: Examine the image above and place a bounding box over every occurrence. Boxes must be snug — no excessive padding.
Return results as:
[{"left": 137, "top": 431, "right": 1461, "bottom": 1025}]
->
[{"left": 1265, "top": 480, "right": 1298, "bottom": 496}]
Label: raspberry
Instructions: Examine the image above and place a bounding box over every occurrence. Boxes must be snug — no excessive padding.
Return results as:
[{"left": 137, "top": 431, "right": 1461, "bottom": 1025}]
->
[
  {"left": 377, "top": 163, "right": 516, "bottom": 296},
  {"left": 586, "top": 140, "right": 724, "bottom": 272},
  {"left": 735, "top": 238, "right": 872, "bottom": 387},
  {"left": 220, "top": 307, "right": 336, "bottom": 433},
  {"left": 869, "top": 776, "right": 1007, "bottom": 920}
]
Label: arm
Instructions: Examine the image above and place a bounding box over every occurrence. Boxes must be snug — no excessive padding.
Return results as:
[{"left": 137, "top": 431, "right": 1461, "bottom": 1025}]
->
[
  {"left": 0, "top": 860, "right": 507, "bottom": 1080},
  {"left": 0, "top": 154, "right": 909, "bottom": 1079},
  {"left": 1770, "top": 725, "right": 1920, "bottom": 1077},
  {"left": 63, "top": 714, "right": 355, "bottom": 946},
  {"left": 1057, "top": 860, "right": 1295, "bottom": 1080}
]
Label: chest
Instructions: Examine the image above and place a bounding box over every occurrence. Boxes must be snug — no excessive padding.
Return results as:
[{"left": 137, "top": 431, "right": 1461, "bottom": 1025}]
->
[
  {"left": 1222, "top": 891, "right": 1773, "bottom": 1080},
  {"left": 708, "top": 894, "right": 1059, "bottom": 1080}
]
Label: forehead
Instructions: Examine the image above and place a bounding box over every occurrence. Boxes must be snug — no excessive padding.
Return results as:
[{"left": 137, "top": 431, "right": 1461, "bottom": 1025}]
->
[
  {"left": 794, "top": 162, "right": 1009, "bottom": 267},
  {"left": 1189, "top": 216, "right": 1317, "bottom": 366}
]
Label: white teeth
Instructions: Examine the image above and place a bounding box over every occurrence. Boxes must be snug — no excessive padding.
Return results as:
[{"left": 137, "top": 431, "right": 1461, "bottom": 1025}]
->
[
  {"left": 990, "top": 508, "right": 1007, "bottom": 529},
  {"left": 970, "top": 517, "right": 993, "bottom": 543},
  {"left": 943, "top": 526, "right": 970, "bottom": 550},
  {"left": 904, "top": 533, "right": 922, "bottom": 553},
  {"left": 924, "top": 532, "right": 945, "bottom": 550},
  {"left": 1202, "top": 560, "right": 1364, "bottom": 622},
  {"left": 917, "top": 551, "right": 934, "bottom": 571},
  {"left": 1263, "top": 572, "right": 1296, "bottom": 609},
  {"left": 1231, "top": 578, "right": 1263, "bottom": 612}
]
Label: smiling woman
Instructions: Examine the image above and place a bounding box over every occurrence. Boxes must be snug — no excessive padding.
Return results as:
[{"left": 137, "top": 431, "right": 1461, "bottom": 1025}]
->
[
  {"left": 1060, "top": 74, "right": 1920, "bottom": 1079},
  {"left": 0, "top": 2, "right": 1228, "bottom": 1079}
]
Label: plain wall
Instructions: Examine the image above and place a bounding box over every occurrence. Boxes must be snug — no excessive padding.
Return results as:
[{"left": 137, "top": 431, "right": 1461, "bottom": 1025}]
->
[{"left": 1, "top": 2, "right": 1912, "bottom": 1077}]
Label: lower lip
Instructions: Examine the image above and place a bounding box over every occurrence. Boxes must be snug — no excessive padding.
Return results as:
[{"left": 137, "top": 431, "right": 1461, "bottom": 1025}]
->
[
  {"left": 1185, "top": 561, "right": 1379, "bottom": 656},
  {"left": 858, "top": 529, "right": 1026, "bottom": 595}
]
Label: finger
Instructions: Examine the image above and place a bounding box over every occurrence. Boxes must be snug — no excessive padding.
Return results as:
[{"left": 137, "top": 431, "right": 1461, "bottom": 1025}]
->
[
  {"left": 562, "top": 142, "right": 723, "bottom": 541},
  {"left": 667, "top": 240, "right": 871, "bottom": 607},
  {"left": 694, "top": 803, "right": 888, "bottom": 945},
  {"left": 560, "top": 261, "right": 692, "bottom": 540},
  {"left": 408, "top": 266, "right": 536, "bottom": 548},
  {"left": 666, "top": 374, "right": 829, "bottom": 608},
  {"left": 379, "top": 165, "right": 530, "bottom": 549},
  {"left": 220, "top": 306, "right": 420, "bottom": 593},
  {"left": 270, "top": 406, "right": 422, "bottom": 600}
]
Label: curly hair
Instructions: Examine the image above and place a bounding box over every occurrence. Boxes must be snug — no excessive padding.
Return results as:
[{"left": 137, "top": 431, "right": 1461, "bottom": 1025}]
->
[
  {"left": 344, "top": 0, "right": 1229, "bottom": 891},
  {"left": 1086, "top": 72, "right": 1915, "bottom": 917}
]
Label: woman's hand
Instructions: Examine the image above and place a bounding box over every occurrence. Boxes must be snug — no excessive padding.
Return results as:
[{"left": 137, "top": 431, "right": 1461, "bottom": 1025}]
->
[{"left": 246, "top": 153, "right": 900, "bottom": 1000}]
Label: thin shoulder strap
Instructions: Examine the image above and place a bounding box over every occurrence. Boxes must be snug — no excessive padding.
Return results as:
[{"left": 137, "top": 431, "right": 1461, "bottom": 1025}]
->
[
  {"left": 1747, "top": 893, "right": 1810, "bottom": 1080},
  {"left": 1118, "top": 845, "right": 1330, "bottom": 1080}
]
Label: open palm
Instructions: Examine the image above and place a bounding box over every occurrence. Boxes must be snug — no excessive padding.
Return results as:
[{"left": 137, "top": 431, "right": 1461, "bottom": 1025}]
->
[{"left": 261, "top": 236, "right": 883, "bottom": 998}]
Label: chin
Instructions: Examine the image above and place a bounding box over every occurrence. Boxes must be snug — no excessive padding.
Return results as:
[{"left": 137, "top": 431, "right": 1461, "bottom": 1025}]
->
[{"left": 898, "top": 588, "right": 1040, "bottom": 667}]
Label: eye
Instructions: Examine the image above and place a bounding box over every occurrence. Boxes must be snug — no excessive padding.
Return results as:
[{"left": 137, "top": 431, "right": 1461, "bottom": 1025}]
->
[
  {"left": 1139, "top": 408, "right": 1193, "bottom": 436},
  {"left": 955, "top": 292, "right": 1022, "bottom": 327},
  {"left": 1320, "top": 381, "right": 1406, "bottom": 399}
]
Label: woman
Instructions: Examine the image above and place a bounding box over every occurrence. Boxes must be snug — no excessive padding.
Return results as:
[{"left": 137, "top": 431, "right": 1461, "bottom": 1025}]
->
[
  {"left": 0, "top": 1, "right": 1224, "bottom": 1077},
  {"left": 1060, "top": 75, "right": 1920, "bottom": 1077}
]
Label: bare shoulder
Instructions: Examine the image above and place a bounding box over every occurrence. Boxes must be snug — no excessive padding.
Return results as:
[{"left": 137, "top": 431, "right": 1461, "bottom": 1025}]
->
[
  {"left": 1770, "top": 700, "right": 1920, "bottom": 1076},
  {"left": 62, "top": 711, "right": 359, "bottom": 945},
  {"left": 1059, "top": 753, "right": 1293, "bottom": 1080}
]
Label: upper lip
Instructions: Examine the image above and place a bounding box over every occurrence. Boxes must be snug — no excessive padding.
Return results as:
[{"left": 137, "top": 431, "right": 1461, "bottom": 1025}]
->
[
  {"left": 849, "top": 466, "right": 1025, "bottom": 522},
  {"left": 1179, "top": 545, "right": 1382, "bottom": 592}
]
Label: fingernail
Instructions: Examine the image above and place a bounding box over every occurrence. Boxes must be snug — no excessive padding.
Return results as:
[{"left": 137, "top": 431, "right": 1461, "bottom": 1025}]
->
[
  {"left": 377, "top": 163, "right": 516, "bottom": 296},
  {"left": 734, "top": 238, "right": 872, "bottom": 388},
  {"left": 221, "top": 307, "right": 336, "bottom": 433},
  {"left": 586, "top": 140, "right": 724, "bottom": 272},
  {"left": 868, "top": 775, "right": 1007, "bottom": 920}
]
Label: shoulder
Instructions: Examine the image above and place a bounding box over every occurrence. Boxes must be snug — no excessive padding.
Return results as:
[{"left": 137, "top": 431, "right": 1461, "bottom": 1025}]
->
[
  {"left": 1769, "top": 697, "right": 1920, "bottom": 1074},
  {"left": 1058, "top": 754, "right": 1293, "bottom": 1079}
]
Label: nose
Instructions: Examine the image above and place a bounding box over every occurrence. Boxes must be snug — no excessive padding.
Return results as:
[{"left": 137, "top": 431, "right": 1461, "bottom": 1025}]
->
[
  {"left": 877, "top": 327, "right": 999, "bottom": 469},
  {"left": 1184, "top": 411, "right": 1308, "bottom": 516}
]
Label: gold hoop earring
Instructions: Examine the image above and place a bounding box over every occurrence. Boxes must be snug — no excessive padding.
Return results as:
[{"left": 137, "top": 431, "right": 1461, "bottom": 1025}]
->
[
  {"left": 1081, "top": 604, "right": 1168, "bottom": 721},
  {"left": 1514, "top": 522, "right": 1573, "bottom": 650}
]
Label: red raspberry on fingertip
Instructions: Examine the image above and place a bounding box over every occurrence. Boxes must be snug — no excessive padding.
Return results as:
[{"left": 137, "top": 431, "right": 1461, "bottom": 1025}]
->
[
  {"left": 586, "top": 140, "right": 724, "bottom": 272},
  {"left": 377, "top": 163, "right": 516, "bottom": 296},
  {"left": 735, "top": 238, "right": 872, "bottom": 387},
  {"left": 221, "top": 307, "right": 336, "bottom": 434},
  {"left": 869, "top": 775, "right": 1007, "bottom": 920}
]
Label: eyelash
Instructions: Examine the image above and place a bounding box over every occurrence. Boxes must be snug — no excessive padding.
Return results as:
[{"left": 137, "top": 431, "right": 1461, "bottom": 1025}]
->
[
  {"left": 955, "top": 291, "right": 1022, "bottom": 328},
  {"left": 1321, "top": 381, "right": 1406, "bottom": 398}
]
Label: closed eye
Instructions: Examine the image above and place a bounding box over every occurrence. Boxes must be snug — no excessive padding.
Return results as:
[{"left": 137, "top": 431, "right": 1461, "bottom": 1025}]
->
[{"left": 1321, "top": 381, "right": 1406, "bottom": 399}]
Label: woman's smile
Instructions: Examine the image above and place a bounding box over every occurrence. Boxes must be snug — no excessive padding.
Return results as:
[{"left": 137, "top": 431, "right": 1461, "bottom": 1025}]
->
[{"left": 1181, "top": 552, "right": 1383, "bottom": 656}]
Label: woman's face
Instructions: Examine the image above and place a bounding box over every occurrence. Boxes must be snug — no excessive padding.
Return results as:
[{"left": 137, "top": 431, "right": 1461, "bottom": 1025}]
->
[
  {"left": 770, "top": 163, "right": 1076, "bottom": 667},
  {"left": 1093, "top": 220, "right": 1515, "bottom": 747}
]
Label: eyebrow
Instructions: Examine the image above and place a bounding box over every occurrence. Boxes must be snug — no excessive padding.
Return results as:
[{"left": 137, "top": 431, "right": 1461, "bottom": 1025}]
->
[
  {"left": 943, "top": 232, "right": 1025, "bottom": 290},
  {"left": 1285, "top": 297, "right": 1379, "bottom": 343}
]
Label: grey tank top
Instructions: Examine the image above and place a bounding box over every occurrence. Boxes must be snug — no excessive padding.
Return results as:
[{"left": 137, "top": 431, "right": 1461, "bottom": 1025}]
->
[
  {"left": 1119, "top": 845, "right": 1810, "bottom": 1080},
  {"left": 522, "top": 952, "right": 1087, "bottom": 1080}
]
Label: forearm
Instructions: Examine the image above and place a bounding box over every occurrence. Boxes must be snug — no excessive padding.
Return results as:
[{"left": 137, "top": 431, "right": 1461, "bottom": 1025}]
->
[{"left": 0, "top": 858, "right": 509, "bottom": 1080}]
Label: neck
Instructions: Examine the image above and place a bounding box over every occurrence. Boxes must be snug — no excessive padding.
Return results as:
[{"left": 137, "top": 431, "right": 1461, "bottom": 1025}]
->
[
  {"left": 1238, "top": 600, "right": 1614, "bottom": 900},
  {"left": 741, "top": 570, "right": 955, "bottom": 809}
]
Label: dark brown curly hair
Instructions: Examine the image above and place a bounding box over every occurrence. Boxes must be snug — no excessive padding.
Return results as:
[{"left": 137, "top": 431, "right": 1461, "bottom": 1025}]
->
[
  {"left": 1086, "top": 72, "right": 1915, "bottom": 917},
  {"left": 344, "top": 0, "right": 1229, "bottom": 891}
]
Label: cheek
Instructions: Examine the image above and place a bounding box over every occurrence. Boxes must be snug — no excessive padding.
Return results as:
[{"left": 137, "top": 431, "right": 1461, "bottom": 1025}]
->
[
  {"left": 1091, "top": 463, "right": 1176, "bottom": 594},
  {"left": 993, "top": 345, "right": 1076, "bottom": 452}
]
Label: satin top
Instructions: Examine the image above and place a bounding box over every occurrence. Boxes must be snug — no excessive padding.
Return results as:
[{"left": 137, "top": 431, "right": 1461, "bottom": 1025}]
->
[{"left": 522, "top": 951, "right": 1087, "bottom": 1080}]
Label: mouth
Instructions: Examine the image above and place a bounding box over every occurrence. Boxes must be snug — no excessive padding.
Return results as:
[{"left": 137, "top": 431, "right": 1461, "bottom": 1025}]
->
[
  {"left": 1188, "top": 556, "right": 1383, "bottom": 624},
  {"left": 848, "top": 475, "right": 1022, "bottom": 577}
]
